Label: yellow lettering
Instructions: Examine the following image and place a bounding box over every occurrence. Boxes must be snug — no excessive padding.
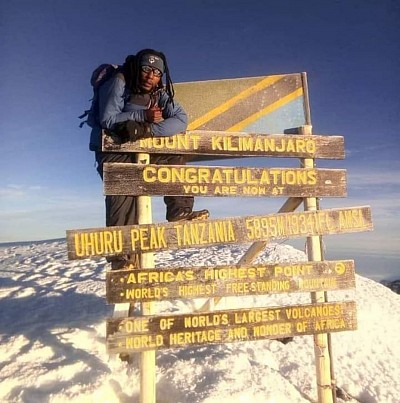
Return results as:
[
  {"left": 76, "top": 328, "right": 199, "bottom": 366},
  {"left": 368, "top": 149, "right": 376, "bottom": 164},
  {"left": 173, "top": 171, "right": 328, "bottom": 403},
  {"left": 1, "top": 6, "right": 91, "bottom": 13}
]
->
[
  {"left": 74, "top": 231, "right": 123, "bottom": 257},
  {"left": 125, "top": 334, "right": 163, "bottom": 350},
  {"left": 274, "top": 264, "right": 313, "bottom": 277},
  {"left": 174, "top": 221, "right": 236, "bottom": 247},
  {"left": 252, "top": 323, "right": 292, "bottom": 337},
  {"left": 228, "top": 327, "right": 248, "bottom": 340},
  {"left": 124, "top": 319, "right": 149, "bottom": 333},
  {"left": 124, "top": 287, "right": 168, "bottom": 300}
]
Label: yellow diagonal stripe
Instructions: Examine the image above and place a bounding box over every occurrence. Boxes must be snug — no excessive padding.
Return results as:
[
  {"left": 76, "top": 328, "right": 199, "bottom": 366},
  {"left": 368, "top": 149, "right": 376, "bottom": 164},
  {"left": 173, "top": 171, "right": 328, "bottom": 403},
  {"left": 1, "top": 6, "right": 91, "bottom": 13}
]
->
[
  {"left": 227, "top": 87, "right": 304, "bottom": 132},
  {"left": 187, "top": 75, "right": 284, "bottom": 130}
]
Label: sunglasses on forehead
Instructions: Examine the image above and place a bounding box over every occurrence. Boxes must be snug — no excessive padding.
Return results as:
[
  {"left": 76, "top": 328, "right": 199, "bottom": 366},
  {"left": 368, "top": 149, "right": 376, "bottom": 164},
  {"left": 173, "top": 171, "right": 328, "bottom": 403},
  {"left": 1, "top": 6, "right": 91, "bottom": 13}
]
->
[{"left": 141, "top": 65, "right": 163, "bottom": 77}]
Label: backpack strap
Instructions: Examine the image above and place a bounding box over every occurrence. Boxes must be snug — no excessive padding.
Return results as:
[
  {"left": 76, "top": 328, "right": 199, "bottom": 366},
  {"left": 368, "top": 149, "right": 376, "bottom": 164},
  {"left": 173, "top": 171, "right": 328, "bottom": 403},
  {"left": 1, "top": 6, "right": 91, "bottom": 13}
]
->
[{"left": 115, "top": 72, "right": 125, "bottom": 82}]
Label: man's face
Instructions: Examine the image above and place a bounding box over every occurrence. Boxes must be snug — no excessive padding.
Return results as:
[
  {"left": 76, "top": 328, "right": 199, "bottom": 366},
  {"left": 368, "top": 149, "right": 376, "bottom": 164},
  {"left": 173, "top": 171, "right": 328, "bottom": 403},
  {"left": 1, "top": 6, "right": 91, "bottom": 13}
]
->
[{"left": 139, "top": 66, "right": 162, "bottom": 93}]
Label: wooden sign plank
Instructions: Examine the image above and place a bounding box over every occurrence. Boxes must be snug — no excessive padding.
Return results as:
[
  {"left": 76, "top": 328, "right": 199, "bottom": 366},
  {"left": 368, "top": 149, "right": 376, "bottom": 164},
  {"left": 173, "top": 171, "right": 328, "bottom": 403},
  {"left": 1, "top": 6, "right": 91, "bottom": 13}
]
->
[
  {"left": 102, "top": 131, "right": 345, "bottom": 160},
  {"left": 66, "top": 206, "right": 373, "bottom": 260},
  {"left": 106, "top": 260, "right": 355, "bottom": 303},
  {"left": 106, "top": 301, "right": 357, "bottom": 353},
  {"left": 103, "top": 164, "right": 347, "bottom": 198}
]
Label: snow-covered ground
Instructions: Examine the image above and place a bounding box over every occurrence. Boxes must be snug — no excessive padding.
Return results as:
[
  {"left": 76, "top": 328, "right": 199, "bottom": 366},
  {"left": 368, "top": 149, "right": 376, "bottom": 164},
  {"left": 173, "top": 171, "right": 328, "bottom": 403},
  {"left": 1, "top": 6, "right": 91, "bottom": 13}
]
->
[{"left": 0, "top": 240, "right": 399, "bottom": 403}]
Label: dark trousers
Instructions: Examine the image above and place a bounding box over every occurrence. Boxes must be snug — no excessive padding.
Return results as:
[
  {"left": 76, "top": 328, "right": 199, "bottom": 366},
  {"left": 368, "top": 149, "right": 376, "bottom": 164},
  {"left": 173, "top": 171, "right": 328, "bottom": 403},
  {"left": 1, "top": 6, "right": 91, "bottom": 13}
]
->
[{"left": 95, "top": 152, "right": 194, "bottom": 227}]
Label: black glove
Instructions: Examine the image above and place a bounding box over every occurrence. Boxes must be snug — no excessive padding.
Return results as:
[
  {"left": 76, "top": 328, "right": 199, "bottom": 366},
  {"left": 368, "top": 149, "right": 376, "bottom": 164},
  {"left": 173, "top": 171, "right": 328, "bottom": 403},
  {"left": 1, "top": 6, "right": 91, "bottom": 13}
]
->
[
  {"left": 112, "top": 121, "right": 153, "bottom": 143},
  {"left": 126, "top": 121, "right": 153, "bottom": 141}
]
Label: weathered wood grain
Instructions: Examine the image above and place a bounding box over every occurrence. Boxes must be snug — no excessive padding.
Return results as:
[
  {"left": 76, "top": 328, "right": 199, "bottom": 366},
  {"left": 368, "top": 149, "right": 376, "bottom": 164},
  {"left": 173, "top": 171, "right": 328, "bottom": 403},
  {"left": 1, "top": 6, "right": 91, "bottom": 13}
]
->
[
  {"left": 66, "top": 206, "right": 373, "bottom": 260},
  {"left": 106, "top": 260, "right": 355, "bottom": 303},
  {"left": 102, "top": 131, "right": 345, "bottom": 159},
  {"left": 103, "top": 164, "right": 347, "bottom": 197},
  {"left": 106, "top": 301, "right": 357, "bottom": 352}
]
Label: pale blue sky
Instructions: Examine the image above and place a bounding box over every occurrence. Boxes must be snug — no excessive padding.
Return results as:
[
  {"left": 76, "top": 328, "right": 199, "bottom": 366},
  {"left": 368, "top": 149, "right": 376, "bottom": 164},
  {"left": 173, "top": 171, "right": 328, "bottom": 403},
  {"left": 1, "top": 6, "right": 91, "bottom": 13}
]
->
[{"left": 1, "top": 0, "right": 399, "bottom": 280}]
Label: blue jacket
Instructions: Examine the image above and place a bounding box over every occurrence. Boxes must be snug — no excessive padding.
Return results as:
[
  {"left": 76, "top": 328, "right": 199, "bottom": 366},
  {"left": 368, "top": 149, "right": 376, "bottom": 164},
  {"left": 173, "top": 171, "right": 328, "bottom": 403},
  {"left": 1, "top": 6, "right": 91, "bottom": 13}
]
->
[{"left": 89, "top": 73, "right": 188, "bottom": 151}]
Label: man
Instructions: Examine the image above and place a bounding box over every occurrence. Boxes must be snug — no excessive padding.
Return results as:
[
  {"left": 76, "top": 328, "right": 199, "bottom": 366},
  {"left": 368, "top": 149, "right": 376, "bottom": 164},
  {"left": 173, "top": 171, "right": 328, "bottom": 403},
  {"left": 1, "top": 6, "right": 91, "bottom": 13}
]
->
[{"left": 91, "top": 49, "right": 209, "bottom": 268}]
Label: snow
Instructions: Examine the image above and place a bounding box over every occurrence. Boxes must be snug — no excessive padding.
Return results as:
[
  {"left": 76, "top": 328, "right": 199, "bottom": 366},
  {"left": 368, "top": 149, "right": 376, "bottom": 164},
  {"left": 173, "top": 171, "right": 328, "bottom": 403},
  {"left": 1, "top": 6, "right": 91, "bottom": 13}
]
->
[{"left": 1, "top": 240, "right": 399, "bottom": 403}]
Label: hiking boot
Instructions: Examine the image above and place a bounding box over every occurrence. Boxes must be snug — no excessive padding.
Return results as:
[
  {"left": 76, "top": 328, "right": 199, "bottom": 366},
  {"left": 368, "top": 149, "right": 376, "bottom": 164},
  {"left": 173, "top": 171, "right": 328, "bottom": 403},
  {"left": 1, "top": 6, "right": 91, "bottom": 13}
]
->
[
  {"left": 167, "top": 208, "right": 210, "bottom": 222},
  {"left": 109, "top": 255, "right": 138, "bottom": 271},
  {"left": 277, "top": 337, "right": 293, "bottom": 344}
]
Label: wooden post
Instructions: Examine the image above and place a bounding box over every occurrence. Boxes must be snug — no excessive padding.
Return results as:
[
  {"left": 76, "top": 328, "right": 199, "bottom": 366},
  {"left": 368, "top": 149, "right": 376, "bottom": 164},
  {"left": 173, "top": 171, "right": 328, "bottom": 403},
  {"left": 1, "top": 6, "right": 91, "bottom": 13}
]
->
[
  {"left": 300, "top": 125, "right": 333, "bottom": 403},
  {"left": 136, "top": 152, "right": 156, "bottom": 403}
]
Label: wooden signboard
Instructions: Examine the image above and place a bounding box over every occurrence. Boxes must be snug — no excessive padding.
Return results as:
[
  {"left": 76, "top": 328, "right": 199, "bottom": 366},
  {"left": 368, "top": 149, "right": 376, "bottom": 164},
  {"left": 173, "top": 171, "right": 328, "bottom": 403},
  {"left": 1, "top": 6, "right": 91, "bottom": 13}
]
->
[
  {"left": 174, "top": 74, "right": 309, "bottom": 133},
  {"left": 106, "top": 301, "right": 357, "bottom": 353},
  {"left": 102, "top": 131, "right": 345, "bottom": 160},
  {"left": 106, "top": 260, "right": 355, "bottom": 303},
  {"left": 67, "top": 206, "right": 372, "bottom": 260},
  {"left": 103, "top": 164, "right": 347, "bottom": 198}
]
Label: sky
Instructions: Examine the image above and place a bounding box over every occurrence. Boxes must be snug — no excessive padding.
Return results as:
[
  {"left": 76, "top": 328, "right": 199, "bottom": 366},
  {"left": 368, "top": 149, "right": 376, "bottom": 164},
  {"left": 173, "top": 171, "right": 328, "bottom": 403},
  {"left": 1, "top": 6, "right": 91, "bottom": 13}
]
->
[{"left": 0, "top": 0, "right": 399, "bottom": 280}]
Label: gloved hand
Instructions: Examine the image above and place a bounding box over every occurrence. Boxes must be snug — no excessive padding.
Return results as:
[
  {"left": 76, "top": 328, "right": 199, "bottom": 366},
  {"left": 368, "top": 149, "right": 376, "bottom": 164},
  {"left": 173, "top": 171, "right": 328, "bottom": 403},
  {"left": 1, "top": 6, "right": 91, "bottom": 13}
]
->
[
  {"left": 126, "top": 121, "right": 153, "bottom": 141},
  {"left": 112, "top": 121, "right": 153, "bottom": 143}
]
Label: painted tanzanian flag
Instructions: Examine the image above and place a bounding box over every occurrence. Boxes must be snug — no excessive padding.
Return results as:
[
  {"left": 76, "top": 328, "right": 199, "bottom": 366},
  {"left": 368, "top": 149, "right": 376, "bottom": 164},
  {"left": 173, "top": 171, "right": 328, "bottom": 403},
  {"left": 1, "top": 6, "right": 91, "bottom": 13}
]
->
[{"left": 174, "top": 73, "right": 310, "bottom": 134}]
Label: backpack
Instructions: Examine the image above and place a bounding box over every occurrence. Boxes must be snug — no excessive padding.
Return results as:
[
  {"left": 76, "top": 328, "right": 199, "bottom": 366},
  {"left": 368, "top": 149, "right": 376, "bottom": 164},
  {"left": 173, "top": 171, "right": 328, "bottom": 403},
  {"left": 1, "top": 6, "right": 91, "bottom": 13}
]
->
[{"left": 79, "top": 64, "right": 120, "bottom": 128}]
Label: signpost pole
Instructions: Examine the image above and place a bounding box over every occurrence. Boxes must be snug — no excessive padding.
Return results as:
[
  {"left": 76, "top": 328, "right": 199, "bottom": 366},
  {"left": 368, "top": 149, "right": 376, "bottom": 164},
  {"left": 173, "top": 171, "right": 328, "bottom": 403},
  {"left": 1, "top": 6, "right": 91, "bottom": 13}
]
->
[
  {"left": 136, "top": 152, "right": 156, "bottom": 403},
  {"left": 300, "top": 125, "right": 334, "bottom": 403}
]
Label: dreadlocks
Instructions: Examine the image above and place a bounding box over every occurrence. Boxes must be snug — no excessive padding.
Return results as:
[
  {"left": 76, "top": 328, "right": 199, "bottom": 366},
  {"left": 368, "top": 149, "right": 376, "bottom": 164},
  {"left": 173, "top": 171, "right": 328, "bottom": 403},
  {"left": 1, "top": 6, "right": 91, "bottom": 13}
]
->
[{"left": 122, "top": 49, "right": 175, "bottom": 104}]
